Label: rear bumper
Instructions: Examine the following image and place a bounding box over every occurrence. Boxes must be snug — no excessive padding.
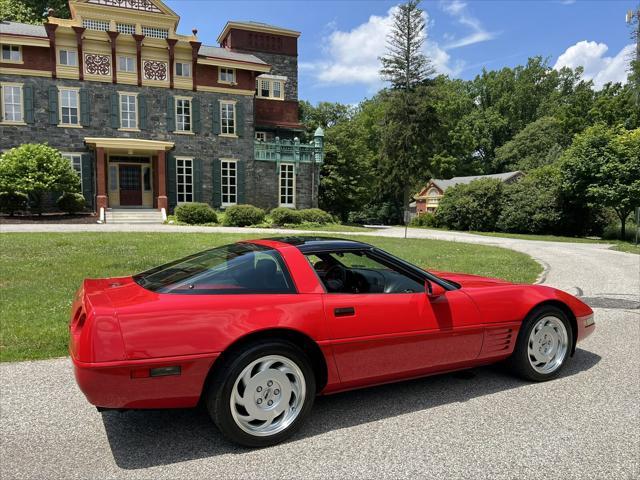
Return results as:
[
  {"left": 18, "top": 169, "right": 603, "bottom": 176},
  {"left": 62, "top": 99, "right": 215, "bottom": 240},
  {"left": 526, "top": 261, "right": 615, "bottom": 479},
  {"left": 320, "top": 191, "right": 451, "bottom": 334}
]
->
[
  {"left": 72, "top": 352, "right": 220, "bottom": 409},
  {"left": 576, "top": 313, "right": 595, "bottom": 343}
]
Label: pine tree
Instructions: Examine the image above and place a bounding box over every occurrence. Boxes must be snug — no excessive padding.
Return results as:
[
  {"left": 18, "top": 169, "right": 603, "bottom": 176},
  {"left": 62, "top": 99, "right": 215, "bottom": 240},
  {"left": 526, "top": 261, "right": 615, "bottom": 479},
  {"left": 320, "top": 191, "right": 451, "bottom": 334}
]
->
[{"left": 379, "top": 0, "right": 434, "bottom": 91}]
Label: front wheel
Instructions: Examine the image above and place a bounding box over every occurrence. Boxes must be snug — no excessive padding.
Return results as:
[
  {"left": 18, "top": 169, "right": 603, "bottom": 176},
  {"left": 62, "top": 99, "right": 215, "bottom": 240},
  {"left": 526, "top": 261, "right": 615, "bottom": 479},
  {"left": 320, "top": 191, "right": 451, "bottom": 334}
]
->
[
  {"left": 508, "top": 306, "right": 573, "bottom": 382},
  {"left": 206, "top": 341, "right": 315, "bottom": 447}
]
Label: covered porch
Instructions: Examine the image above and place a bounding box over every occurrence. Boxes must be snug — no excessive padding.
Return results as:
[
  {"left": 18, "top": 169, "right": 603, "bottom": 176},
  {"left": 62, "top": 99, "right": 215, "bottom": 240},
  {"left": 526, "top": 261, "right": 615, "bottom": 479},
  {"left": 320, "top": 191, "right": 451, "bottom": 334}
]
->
[{"left": 84, "top": 138, "right": 175, "bottom": 213}]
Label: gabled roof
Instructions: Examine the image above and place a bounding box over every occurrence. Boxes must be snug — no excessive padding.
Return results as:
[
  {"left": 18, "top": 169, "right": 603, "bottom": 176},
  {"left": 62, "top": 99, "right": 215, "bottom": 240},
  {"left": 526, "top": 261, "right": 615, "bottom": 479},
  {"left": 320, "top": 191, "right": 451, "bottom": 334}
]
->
[
  {"left": 0, "top": 21, "right": 47, "bottom": 38},
  {"left": 431, "top": 171, "right": 524, "bottom": 191}
]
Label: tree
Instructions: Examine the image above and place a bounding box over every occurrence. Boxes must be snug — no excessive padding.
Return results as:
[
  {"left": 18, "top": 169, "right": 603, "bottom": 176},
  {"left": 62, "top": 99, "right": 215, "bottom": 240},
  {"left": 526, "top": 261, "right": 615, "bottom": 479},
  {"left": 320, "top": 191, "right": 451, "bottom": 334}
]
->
[
  {"left": 497, "top": 166, "right": 563, "bottom": 234},
  {"left": 0, "top": 0, "right": 70, "bottom": 24},
  {"left": 589, "top": 128, "right": 640, "bottom": 238},
  {"left": 0, "top": 143, "right": 80, "bottom": 214},
  {"left": 379, "top": 0, "right": 434, "bottom": 91},
  {"left": 434, "top": 179, "right": 504, "bottom": 232},
  {"left": 493, "top": 116, "right": 568, "bottom": 172}
]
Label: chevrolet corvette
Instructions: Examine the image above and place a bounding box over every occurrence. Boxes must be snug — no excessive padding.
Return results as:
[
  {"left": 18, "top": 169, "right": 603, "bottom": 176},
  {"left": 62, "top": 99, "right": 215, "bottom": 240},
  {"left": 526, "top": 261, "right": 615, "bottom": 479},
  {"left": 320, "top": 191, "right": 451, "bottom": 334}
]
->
[{"left": 70, "top": 237, "right": 595, "bottom": 447}]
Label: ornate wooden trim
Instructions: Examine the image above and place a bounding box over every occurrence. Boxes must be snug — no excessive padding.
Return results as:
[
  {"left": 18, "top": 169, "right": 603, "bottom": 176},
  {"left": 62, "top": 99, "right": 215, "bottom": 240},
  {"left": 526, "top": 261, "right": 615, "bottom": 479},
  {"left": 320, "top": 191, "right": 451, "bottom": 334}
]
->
[
  {"left": 44, "top": 23, "right": 58, "bottom": 78},
  {"left": 132, "top": 33, "right": 145, "bottom": 86},
  {"left": 166, "top": 38, "right": 177, "bottom": 89},
  {"left": 107, "top": 31, "right": 119, "bottom": 84},
  {"left": 189, "top": 41, "right": 201, "bottom": 92},
  {"left": 72, "top": 26, "right": 86, "bottom": 81}
]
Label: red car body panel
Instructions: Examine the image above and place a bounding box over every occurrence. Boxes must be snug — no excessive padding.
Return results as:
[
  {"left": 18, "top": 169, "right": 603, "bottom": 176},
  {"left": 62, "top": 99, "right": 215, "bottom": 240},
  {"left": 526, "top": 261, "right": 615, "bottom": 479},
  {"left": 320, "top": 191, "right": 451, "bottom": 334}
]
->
[{"left": 70, "top": 239, "right": 595, "bottom": 409}]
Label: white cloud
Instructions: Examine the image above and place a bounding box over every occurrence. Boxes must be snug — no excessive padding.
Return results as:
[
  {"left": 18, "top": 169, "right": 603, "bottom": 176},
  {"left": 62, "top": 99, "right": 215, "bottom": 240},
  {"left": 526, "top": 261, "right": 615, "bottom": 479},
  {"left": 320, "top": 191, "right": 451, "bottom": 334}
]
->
[
  {"left": 553, "top": 40, "right": 634, "bottom": 89},
  {"left": 301, "top": 6, "right": 462, "bottom": 90},
  {"left": 440, "top": 0, "right": 498, "bottom": 49}
]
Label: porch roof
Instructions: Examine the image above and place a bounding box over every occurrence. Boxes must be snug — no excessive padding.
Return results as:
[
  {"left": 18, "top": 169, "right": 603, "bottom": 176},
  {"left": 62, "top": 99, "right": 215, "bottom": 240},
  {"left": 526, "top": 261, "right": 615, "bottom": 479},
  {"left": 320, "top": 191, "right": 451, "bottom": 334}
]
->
[{"left": 84, "top": 138, "right": 175, "bottom": 151}]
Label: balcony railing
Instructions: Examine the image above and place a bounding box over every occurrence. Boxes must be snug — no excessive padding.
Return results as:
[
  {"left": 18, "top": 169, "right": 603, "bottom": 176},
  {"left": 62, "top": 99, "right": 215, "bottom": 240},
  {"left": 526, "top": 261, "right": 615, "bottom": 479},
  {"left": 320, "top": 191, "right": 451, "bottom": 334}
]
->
[{"left": 254, "top": 138, "right": 324, "bottom": 166}]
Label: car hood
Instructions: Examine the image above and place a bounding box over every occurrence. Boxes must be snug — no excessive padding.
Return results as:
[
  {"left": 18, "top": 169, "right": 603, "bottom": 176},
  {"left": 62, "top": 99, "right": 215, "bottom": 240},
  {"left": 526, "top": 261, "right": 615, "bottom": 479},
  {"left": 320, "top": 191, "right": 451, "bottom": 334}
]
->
[{"left": 430, "top": 271, "right": 512, "bottom": 288}]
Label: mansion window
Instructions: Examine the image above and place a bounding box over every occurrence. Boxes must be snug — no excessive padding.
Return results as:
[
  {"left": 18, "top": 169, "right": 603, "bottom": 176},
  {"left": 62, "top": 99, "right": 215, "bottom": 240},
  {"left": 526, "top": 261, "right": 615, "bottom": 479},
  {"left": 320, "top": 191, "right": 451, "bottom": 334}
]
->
[
  {"left": 142, "top": 26, "right": 168, "bottom": 39},
  {"left": 119, "top": 93, "right": 137, "bottom": 129},
  {"left": 59, "top": 88, "right": 79, "bottom": 126},
  {"left": 257, "top": 77, "right": 285, "bottom": 99},
  {"left": 220, "top": 101, "right": 235, "bottom": 135},
  {"left": 221, "top": 160, "right": 237, "bottom": 206},
  {"left": 1, "top": 83, "right": 23, "bottom": 123},
  {"left": 175, "top": 97, "right": 192, "bottom": 132},
  {"left": 82, "top": 19, "right": 109, "bottom": 31},
  {"left": 219, "top": 68, "right": 235, "bottom": 83},
  {"left": 59, "top": 49, "right": 78, "bottom": 67},
  {"left": 1, "top": 44, "right": 21, "bottom": 63},
  {"left": 62, "top": 153, "right": 82, "bottom": 191},
  {"left": 176, "top": 158, "right": 193, "bottom": 203},
  {"left": 118, "top": 56, "right": 135, "bottom": 73},
  {"left": 279, "top": 163, "right": 295, "bottom": 207},
  {"left": 175, "top": 62, "right": 191, "bottom": 78},
  {"left": 116, "top": 23, "right": 136, "bottom": 35},
  {"left": 255, "top": 131, "right": 267, "bottom": 142}
]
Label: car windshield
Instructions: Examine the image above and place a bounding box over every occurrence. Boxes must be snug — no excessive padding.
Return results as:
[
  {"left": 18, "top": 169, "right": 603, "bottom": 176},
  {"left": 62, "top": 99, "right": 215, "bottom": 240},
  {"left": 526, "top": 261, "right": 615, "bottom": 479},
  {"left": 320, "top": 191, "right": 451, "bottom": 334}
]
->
[{"left": 133, "top": 243, "right": 296, "bottom": 294}]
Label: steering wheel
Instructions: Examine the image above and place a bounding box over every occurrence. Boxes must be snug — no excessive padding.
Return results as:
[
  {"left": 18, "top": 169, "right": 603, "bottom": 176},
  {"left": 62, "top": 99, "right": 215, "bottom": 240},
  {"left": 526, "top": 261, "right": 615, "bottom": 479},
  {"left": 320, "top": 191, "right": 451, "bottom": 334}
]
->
[{"left": 324, "top": 264, "right": 347, "bottom": 292}]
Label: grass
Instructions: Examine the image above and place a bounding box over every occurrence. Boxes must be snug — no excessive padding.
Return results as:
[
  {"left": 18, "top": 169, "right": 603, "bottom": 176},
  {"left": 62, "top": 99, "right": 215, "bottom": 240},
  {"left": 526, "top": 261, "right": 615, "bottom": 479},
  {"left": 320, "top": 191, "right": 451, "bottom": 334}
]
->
[{"left": 0, "top": 232, "right": 541, "bottom": 363}]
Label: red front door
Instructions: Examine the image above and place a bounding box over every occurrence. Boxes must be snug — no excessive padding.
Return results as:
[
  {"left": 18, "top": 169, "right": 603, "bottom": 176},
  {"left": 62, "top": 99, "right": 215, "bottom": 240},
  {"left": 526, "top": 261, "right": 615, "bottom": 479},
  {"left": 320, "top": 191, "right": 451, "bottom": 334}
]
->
[{"left": 119, "top": 165, "right": 142, "bottom": 206}]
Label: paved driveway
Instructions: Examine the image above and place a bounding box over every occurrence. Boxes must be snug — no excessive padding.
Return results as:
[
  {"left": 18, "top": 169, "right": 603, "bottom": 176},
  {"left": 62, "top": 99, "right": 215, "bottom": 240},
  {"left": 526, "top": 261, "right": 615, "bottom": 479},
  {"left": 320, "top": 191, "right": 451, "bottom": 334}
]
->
[{"left": 1, "top": 226, "right": 638, "bottom": 479}]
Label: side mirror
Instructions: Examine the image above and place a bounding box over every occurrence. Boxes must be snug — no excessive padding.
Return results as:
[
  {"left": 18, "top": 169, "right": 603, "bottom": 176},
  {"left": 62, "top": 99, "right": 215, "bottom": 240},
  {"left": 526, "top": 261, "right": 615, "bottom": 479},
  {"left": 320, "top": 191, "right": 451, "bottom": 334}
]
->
[{"left": 426, "top": 280, "right": 446, "bottom": 299}]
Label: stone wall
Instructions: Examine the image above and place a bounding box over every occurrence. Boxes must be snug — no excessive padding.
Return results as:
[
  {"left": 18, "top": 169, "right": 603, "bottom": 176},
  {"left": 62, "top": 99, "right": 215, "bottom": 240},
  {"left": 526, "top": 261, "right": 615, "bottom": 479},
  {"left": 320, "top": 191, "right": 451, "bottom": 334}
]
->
[
  {"left": 248, "top": 51, "right": 298, "bottom": 101},
  {"left": 0, "top": 75, "right": 317, "bottom": 211}
]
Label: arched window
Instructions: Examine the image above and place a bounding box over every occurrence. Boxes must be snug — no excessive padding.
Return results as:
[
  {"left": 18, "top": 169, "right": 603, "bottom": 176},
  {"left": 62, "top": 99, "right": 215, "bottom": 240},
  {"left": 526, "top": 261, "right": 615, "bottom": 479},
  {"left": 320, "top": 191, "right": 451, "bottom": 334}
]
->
[{"left": 427, "top": 188, "right": 440, "bottom": 197}]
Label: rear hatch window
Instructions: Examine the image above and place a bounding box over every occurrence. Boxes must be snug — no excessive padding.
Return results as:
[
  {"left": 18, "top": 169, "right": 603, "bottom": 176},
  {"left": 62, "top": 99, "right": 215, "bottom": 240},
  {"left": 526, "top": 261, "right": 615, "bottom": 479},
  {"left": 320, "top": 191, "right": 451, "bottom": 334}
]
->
[{"left": 134, "top": 243, "right": 296, "bottom": 294}]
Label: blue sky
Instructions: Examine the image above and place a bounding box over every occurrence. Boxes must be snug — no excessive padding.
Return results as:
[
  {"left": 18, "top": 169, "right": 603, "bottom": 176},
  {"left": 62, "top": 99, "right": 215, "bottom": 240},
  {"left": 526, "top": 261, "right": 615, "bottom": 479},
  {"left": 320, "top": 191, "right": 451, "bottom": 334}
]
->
[{"left": 168, "top": 0, "right": 638, "bottom": 105}]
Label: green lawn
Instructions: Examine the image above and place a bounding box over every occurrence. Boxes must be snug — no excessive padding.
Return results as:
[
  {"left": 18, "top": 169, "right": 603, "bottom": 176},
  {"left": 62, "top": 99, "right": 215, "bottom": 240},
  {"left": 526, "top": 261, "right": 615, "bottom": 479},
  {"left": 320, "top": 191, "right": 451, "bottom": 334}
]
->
[{"left": 0, "top": 232, "right": 541, "bottom": 362}]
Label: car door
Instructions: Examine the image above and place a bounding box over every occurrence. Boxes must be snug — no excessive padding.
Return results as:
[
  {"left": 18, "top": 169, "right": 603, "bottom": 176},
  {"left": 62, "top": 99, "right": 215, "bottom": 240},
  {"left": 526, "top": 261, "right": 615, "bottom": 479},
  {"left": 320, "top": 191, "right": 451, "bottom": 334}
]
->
[{"left": 313, "top": 250, "right": 483, "bottom": 388}]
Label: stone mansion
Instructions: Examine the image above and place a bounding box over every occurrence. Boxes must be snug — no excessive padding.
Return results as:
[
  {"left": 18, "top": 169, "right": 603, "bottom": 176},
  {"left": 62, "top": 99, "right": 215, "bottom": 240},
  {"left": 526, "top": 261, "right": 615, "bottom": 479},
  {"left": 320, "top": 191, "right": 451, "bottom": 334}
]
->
[{"left": 0, "top": 0, "right": 323, "bottom": 216}]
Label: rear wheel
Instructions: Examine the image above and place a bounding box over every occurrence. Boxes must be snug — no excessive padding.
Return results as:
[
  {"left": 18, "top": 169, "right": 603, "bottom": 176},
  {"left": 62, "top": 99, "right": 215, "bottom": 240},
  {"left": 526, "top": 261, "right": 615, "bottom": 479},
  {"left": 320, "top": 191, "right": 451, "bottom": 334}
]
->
[
  {"left": 206, "top": 341, "right": 315, "bottom": 447},
  {"left": 508, "top": 306, "right": 573, "bottom": 382}
]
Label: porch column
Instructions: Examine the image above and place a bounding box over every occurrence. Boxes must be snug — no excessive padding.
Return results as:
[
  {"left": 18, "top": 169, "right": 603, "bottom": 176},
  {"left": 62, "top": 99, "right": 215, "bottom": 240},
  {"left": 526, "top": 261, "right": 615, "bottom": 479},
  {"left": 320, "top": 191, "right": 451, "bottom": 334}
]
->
[
  {"left": 157, "top": 150, "right": 168, "bottom": 210},
  {"left": 96, "top": 147, "right": 108, "bottom": 210},
  {"left": 166, "top": 38, "right": 177, "bottom": 89},
  {"left": 189, "top": 40, "right": 201, "bottom": 92}
]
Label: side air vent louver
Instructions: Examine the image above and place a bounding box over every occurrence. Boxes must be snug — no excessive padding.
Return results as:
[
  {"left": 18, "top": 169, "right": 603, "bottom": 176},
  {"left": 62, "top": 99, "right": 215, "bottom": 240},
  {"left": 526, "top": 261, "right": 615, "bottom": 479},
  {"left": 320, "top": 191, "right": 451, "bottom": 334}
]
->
[{"left": 484, "top": 328, "right": 514, "bottom": 353}]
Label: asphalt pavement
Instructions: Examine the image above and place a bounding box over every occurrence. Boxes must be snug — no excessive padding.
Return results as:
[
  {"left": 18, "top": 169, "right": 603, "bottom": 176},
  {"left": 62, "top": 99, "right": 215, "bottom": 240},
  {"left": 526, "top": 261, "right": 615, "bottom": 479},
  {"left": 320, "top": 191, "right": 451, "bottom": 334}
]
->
[{"left": 1, "top": 226, "right": 638, "bottom": 479}]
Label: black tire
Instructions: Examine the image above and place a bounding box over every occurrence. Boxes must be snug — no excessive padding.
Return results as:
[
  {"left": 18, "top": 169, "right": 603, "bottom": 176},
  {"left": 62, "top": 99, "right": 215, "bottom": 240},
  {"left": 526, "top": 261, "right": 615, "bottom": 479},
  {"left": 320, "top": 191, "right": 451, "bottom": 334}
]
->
[
  {"left": 205, "top": 340, "right": 316, "bottom": 448},
  {"left": 507, "top": 305, "right": 574, "bottom": 382}
]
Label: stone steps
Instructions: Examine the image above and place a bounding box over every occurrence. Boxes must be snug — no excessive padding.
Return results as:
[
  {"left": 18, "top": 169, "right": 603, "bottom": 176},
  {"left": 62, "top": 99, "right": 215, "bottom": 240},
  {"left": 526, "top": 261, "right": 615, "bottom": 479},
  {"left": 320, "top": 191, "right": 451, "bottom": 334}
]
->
[{"left": 105, "top": 209, "right": 164, "bottom": 224}]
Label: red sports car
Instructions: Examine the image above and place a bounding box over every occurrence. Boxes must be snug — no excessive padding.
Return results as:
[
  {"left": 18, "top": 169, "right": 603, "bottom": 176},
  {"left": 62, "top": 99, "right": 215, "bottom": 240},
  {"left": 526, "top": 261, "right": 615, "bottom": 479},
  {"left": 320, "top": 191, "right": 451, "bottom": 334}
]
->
[{"left": 70, "top": 237, "right": 595, "bottom": 447}]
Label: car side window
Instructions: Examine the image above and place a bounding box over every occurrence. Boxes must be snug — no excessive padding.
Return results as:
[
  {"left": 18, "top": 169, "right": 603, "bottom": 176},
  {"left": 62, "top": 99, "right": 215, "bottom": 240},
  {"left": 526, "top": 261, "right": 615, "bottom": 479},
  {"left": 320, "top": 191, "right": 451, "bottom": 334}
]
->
[
  {"left": 134, "top": 243, "right": 296, "bottom": 294},
  {"left": 305, "top": 250, "right": 424, "bottom": 294}
]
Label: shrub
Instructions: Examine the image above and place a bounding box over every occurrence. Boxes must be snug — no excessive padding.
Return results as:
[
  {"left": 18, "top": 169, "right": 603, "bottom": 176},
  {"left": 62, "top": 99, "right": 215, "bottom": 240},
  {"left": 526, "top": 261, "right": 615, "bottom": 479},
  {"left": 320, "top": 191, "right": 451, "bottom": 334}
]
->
[
  {"left": 435, "top": 179, "right": 503, "bottom": 232},
  {"left": 223, "top": 204, "right": 266, "bottom": 227},
  {"left": 175, "top": 202, "right": 217, "bottom": 225},
  {"left": 497, "top": 166, "right": 563, "bottom": 234},
  {"left": 348, "top": 202, "right": 402, "bottom": 225},
  {"left": 0, "top": 144, "right": 80, "bottom": 214},
  {"left": 56, "top": 192, "right": 86, "bottom": 214},
  {"left": 299, "top": 208, "right": 334, "bottom": 224},
  {"left": 270, "top": 207, "right": 303, "bottom": 225},
  {"left": 0, "top": 191, "right": 29, "bottom": 216},
  {"left": 410, "top": 213, "right": 438, "bottom": 228}
]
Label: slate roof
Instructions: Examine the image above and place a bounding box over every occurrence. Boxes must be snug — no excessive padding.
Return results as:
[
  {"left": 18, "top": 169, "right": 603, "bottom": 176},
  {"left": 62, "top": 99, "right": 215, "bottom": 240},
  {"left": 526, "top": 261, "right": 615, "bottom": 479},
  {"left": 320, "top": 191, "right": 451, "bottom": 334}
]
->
[
  {"left": 198, "top": 45, "right": 267, "bottom": 65},
  {"left": 0, "top": 21, "right": 47, "bottom": 38}
]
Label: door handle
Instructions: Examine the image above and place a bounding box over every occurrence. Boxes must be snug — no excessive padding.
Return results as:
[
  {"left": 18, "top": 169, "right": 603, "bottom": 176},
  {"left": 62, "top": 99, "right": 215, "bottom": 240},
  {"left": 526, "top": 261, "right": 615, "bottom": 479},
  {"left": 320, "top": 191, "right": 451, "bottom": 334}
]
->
[{"left": 334, "top": 307, "right": 355, "bottom": 317}]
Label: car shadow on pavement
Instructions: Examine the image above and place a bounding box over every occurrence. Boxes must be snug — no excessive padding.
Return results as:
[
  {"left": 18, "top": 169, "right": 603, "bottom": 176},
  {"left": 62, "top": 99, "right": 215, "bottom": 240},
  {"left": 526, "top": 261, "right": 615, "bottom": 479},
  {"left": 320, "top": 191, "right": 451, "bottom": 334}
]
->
[{"left": 102, "top": 348, "right": 600, "bottom": 470}]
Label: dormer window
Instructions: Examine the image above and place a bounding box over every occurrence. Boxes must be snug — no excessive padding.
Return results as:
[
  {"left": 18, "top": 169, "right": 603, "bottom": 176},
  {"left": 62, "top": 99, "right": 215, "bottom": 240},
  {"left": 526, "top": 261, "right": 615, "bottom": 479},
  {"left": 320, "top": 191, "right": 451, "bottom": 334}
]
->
[
  {"left": 1, "top": 45, "right": 21, "bottom": 63},
  {"left": 219, "top": 68, "right": 235, "bottom": 84}
]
